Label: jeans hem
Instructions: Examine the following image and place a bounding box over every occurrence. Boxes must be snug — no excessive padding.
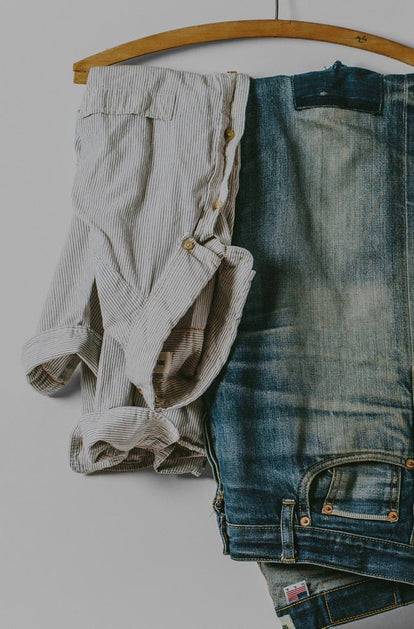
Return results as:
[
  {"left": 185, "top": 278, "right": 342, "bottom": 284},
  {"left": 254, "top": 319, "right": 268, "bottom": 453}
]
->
[{"left": 273, "top": 578, "right": 414, "bottom": 629}]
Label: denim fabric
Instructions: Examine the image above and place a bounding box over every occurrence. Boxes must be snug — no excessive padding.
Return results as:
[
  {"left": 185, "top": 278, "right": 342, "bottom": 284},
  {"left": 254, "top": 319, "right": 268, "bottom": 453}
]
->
[
  {"left": 258, "top": 562, "right": 414, "bottom": 628},
  {"left": 202, "top": 60, "right": 414, "bottom": 626}
]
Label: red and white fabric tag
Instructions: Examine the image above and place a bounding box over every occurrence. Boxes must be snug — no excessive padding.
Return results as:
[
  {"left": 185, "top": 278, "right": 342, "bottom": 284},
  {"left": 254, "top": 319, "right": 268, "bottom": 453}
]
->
[{"left": 283, "top": 580, "right": 310, "bottom": 604}]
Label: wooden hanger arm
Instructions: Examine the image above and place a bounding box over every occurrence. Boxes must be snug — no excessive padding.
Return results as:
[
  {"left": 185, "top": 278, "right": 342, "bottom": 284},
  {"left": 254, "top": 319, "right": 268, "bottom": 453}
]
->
[{"left": 73, "top": 19, "right": 414, "bottom": 84}]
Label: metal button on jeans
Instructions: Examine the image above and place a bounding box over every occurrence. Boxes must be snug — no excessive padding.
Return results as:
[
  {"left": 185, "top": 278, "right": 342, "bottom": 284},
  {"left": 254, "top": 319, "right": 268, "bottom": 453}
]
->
[{"left": 387, "top": 510, "right": 399, "bottom": 522}]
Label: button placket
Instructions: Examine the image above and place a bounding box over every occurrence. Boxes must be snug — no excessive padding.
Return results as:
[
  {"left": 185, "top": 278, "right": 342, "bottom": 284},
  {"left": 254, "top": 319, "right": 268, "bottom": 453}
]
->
[
  {"left": 192, "top": 72, "right": 250, "bottom": 244},
  {"left": 194, "top": 112, "right": 234, "bottom": 240},
  {"left": 214, "top": 75, "right": 248, "bottom": 226}
]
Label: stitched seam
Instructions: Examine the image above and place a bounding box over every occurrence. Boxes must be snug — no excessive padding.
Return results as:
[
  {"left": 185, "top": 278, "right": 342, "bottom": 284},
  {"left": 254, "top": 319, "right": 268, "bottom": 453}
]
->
[
  {"left": 230, "top": 555, "right": 414, "bottom": 582},
  {"left": 227, "top": 523, "right": 281, "bottom": 529},
  {"left": 293, "top": 524, "right": 414, "bottom": 549},
  {"left": 276, "top": 579, "right": 371, "bottom": 611},
  {"left": 403, "top": 74, "right": 414, "bottom": 417},
  {"left": 322, "top": 509, "right": 390, "bottom": 521},
  {"left": 298, "top": 452, "right": 411, "bottom": 516},
  {"left": 280, "top": 503, "right": 287, "bottom": 560},
  {"left": 389, "top": 465, "right": 395, "bottom": 512},
  {"left": 396, "top": 466, "right": 402, "bottom": 512},
  {"left": 327, "top": 602, "right": 398, "bottom": 626},
  {"left": 289, "top": 502, "right": 295, "bottom": 557},
  {"left": 281, "top": 500, "right": 296, "bottom": 561},
  {"left": 324, "top": 467, "right": 337, "bottom": 506},
  {"left": 294, "top": 103, "right": 382, "bottom": 115},
  {"left": 297, "top": 94, "right": 379, "bottom": 101},
  {"left": 323, "top": 591, "right": 333, "bottom": 625},
  {"left": 24, "top": 325, "right": 103, "bottom": 346},
  {"left": 225, "top": 520, "right": 414, "bottom": 549},
  {"left": 329, "top": 466, "right": 342, "bottom": 508}
]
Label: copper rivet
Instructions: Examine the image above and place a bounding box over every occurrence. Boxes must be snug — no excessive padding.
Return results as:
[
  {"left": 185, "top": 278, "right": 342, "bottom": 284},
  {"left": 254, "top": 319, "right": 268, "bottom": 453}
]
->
[
  {"left": 212, "top": 200, "right": 223, "bottom": 210},
  {"left": 406, "top": 458, "right": 414, "bottom": 469},
  {"left": 387, "top": 510, "right": 399, "bottom": 522},
  {"left": 322, "top": 503, "right": 333, "bottom": 514},
  {"left": 182, "top": 238, "right": 195, "bottom": 251},
  {"left": 227, "top": 70, "right": 238, "bottom": 74},
  {"left": 224, "top": 127, "right": 235, "bottom": 141},
  {"left": 300, "top": 516, "right": 310, "bottom": 527}
]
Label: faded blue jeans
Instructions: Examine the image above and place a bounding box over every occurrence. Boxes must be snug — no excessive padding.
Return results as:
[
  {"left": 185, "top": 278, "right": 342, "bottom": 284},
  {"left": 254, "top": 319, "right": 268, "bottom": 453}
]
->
[{"left": 202, "top": 60, "right": 414, "bottom": 627}]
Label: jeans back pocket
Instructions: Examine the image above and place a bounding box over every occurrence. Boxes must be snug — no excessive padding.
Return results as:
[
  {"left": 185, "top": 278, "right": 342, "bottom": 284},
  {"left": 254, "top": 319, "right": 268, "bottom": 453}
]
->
[{"left": 292, "top": 59, "right": 384, "bottom": 115}]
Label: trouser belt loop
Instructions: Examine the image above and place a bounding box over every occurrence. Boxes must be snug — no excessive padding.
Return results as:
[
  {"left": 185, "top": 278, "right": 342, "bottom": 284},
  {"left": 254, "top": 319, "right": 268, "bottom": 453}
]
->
[{"left": 280, "top": 499, "right": 297, "bottom": 562}]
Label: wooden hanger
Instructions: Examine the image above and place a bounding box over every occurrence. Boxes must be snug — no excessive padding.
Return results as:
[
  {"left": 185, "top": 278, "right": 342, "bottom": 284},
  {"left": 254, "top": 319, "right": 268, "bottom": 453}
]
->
[{"left": 73, "top": 1, "right": 414, "bottom": 84}]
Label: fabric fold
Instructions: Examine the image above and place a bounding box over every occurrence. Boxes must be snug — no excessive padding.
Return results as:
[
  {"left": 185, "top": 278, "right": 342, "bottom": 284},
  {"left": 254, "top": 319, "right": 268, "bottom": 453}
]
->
[
  {"left": 21, "top": 211, "right": 102, "bottom": 395},
  {"left": 123, "top": 236, "right": 256, "bottom": 412}
]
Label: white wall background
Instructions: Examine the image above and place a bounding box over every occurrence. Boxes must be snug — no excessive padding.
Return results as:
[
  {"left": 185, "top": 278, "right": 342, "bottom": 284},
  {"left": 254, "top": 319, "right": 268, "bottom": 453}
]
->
[{"left": 2, "top": 1, "right": 414, "bottom": 627}]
